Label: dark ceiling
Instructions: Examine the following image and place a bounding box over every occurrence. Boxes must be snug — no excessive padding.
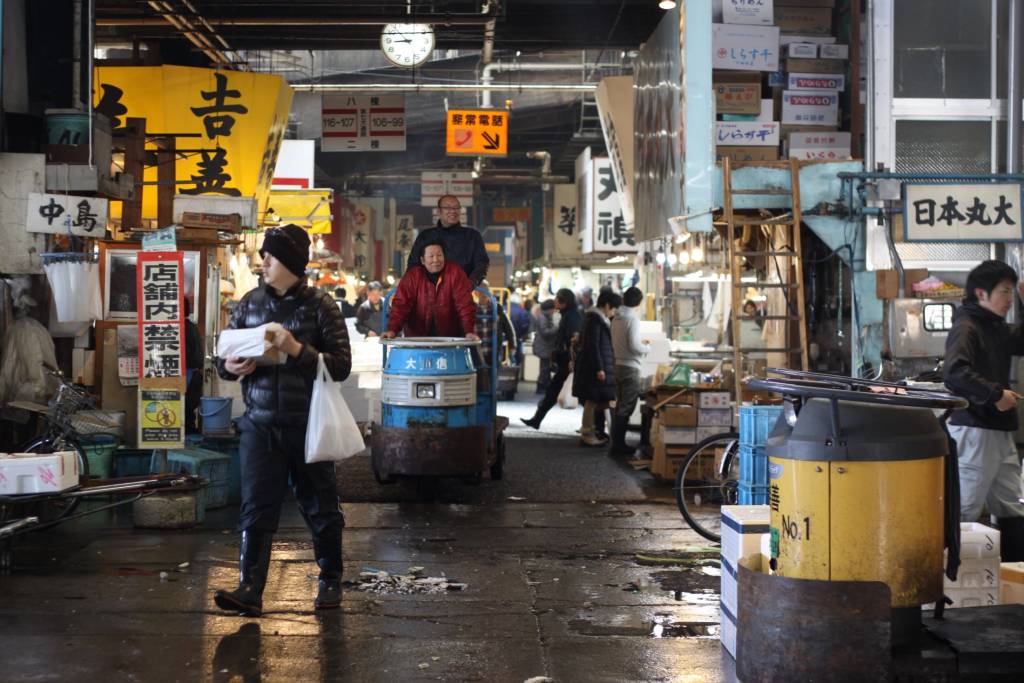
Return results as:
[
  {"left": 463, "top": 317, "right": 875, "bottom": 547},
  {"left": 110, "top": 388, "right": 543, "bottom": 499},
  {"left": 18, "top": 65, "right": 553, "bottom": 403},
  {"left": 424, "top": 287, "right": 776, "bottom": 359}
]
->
[{"left": 93, "top": 0, "right": 666, "bottom": 187}]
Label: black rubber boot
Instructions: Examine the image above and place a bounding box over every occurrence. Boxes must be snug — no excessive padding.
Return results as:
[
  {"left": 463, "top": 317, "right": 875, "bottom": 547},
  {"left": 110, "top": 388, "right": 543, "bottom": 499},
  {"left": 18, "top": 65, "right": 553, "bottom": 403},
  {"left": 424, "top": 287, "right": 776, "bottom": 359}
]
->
[
  {"left": 997, "top": 517, "right": 1024, "bottom": 562},
  {"left": 608, "top": 415, "right": 635, "bottom": 456},
  {"left": 214, "top": 530, "right": 273, "bottom": 616},
  {"left": 313, "top": 532, "right": 343, "bottom": 610},
  {"left": 521, "top": 401, "right": 552, "bottom": 430}
]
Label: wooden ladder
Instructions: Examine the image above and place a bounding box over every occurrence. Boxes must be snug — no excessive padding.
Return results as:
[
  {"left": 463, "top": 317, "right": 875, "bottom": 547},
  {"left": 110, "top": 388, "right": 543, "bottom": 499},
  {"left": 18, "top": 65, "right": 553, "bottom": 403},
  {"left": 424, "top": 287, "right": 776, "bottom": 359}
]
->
[{"left": 722, "top": 157, "right": 810, "bottom": 401}]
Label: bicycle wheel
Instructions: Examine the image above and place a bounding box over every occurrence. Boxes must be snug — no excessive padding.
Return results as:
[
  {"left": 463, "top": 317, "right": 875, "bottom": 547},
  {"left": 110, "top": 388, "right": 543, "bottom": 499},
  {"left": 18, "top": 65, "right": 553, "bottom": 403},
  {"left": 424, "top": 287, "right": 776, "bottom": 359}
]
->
[
  {"left": 674, "top": 432, "right": 740, "bottom": 542},
  {"left": 23, "top": 434, "right": 88, "bottom": 521}
]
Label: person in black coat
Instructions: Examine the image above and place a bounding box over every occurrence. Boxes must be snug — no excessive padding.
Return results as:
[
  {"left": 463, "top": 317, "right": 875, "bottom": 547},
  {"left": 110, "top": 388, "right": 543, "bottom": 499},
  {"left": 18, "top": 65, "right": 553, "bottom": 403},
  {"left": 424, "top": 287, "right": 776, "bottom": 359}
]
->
[
  {"left": 214, "top": 224, "right": 352, "bottom": 617},
  {"left": 521, "top": 288, "right": 583, "bottom": 429},
  {"left": 573, "top": 290, "right": 621, "bottom": 446}
]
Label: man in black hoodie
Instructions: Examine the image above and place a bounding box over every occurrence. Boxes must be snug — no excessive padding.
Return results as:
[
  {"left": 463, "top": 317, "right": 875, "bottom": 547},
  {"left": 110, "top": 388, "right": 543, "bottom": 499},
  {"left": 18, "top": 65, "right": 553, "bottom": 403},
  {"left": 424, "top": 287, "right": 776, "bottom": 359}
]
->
[
  {"left": 944, "top": 259, "right": 1024, "bottom": 561},
  {"left": 521, "top": 288, "right": 583, "bottom": 429}
]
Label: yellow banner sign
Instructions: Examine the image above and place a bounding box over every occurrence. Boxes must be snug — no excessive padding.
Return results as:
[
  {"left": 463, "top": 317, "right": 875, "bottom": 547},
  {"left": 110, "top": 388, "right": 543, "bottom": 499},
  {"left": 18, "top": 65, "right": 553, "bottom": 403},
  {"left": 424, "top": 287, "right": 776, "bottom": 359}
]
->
[
  {"left": 445, "top": 109, "right": 509, "bottom": 157},
  {"left": 138, "top": 385, "right": 185, "bottom": 448},
  {"left": 94, "top": 66, "right": 293, "bottom": 221}
]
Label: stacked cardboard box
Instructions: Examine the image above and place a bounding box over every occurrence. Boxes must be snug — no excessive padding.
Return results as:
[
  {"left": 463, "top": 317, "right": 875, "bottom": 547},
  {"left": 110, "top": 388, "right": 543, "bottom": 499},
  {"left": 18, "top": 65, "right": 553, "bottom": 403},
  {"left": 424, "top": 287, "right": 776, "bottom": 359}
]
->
[{"left": 720, "top": 505, "right": 771, "bottom": 658}]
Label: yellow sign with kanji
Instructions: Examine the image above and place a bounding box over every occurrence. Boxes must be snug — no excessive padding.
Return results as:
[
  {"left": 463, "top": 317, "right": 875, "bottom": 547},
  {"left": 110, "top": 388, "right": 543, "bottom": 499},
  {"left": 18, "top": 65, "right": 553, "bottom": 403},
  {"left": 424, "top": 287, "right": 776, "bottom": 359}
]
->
[
  {"left": 94, "top": 65, "right": 293, "bottom": 221},
  {"left": 445, "top": 109, "right": 509, "bottom": 157}
]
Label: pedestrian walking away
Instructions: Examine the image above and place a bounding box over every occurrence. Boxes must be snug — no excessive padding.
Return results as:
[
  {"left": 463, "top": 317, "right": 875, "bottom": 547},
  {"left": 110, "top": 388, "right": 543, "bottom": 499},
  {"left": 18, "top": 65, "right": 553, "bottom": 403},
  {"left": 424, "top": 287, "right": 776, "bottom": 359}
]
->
[
  {"left": 609, "top": 287, "right": 651, "bottom": 456},
  {"left": 573, "top": 290, "right": 621, "bottom": 447},
  {"left": 215, "top": 223, "right": 352, "bottom": 616},
  {"left": 521, "top": 288, "right": 583, "bottom": 430}
]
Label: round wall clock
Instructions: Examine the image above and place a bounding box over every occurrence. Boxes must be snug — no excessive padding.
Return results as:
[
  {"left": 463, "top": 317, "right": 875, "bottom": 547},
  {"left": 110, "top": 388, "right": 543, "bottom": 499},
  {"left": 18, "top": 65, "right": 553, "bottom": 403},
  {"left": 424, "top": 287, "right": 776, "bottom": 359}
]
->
[{"left": 380, "top": 23, "right": 435, "bottom": 68}]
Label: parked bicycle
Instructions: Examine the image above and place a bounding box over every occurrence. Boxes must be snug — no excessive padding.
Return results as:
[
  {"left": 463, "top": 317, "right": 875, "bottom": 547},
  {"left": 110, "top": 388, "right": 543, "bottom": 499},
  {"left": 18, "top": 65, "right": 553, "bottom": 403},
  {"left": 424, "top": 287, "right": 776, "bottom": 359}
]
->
[{"left": 674, "top": 431, "right": 741, "bottom": 542}]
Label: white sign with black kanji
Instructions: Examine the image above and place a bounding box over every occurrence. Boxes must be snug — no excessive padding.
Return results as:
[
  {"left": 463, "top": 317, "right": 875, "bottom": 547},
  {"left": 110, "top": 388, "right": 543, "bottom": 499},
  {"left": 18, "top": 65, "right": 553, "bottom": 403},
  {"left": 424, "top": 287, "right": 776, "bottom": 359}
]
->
[{"left": 26, "top": 192, "right": 108, "bottom": 237}]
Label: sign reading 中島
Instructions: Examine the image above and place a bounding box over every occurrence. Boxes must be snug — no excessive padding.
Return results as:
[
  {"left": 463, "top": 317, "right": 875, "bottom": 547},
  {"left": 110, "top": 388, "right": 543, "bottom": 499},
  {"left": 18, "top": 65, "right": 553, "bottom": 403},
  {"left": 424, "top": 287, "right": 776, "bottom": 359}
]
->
[
  {"left": 712, "top": 24, "right": 780, "bottom": 72},
  {"left": 137, "top": 252, "right": 185, "bottom": 379},
  {"left": 716, "top": 122, "right": 780, "bottom": 147},
  {"left": 321, "top": 95, "right": 406, "bottom": 152},
  {"left": 420, "top": 171, "right": 474, "bottom": 207},
  {"left": 583, "top": 158, "right": 636, "bottom": 254},
  {"left": 445, "top": 109, "right": 509, "bottom": 157},
  {"left": 903, "top": 183, "right": 1024, "bottom": 242},
  {"left": 723, "top": 0, "right": 774, "bottom": 26},
  {"left": 26, "top": 192, "right": 108, "bottom": 237}
]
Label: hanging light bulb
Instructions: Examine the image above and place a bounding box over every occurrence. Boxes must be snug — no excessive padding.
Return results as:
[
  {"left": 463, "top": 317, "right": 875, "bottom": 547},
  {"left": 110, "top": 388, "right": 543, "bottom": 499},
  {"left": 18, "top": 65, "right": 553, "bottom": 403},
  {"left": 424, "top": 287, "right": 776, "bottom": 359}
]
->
[
  {"left": 691, "top": 244, "right": 704, "bottom": 263},
  {"left": 315, "top": 236, "right": 325, "bottom": 252},
  {"left": 679, "top": 250, "right": 691, "bottom": 266},
  {"left": 655, "top": 251, "right": 666, "bottom": 265},
  {"left": 666, "top": 252, "right": 678, "bottom": 267},
  {"left": 386, "top": 273, "right": 396, "bottom": 285}
]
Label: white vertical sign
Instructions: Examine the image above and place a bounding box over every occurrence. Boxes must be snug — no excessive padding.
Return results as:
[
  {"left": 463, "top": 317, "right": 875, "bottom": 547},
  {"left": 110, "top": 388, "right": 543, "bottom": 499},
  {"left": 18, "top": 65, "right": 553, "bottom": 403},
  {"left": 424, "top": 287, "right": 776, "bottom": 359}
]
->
[
  {"left": 585, "top": 158, "right": 637, "bottom": 254},
  {"left": 322, "top": 95, "right": 406, "bottom": 152},
  {"left": 551, "top": 184, "right": 581, "bottom": 260}
]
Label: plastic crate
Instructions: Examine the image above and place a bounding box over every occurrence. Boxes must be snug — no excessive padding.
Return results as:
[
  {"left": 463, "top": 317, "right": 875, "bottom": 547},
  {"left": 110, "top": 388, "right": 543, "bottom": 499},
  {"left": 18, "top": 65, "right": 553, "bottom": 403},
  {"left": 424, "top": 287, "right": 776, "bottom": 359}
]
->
[
  {"left": 738, "top": 482, "right": 769, "bottom": 506},
  {"left": 738, "top": 444, "right": 769, "bottom": 488},
  {"left": 113, "top": 448, "right": 154, "bottom": 478},
  {"left": 739, "top": 405, "right": 783, "bottom": 447},
  {"left": 199, "top": 434, "right": 242, "bottom": 504},
  {"left": 157, "top": 447, "right": 231, "bottom": 509}
]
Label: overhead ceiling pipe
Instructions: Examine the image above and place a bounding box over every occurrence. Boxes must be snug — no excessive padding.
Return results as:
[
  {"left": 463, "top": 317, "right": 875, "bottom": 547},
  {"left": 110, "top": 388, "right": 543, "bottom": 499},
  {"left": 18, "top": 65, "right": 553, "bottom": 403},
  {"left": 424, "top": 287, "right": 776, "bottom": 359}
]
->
[
  {"left": 341, "top": 174, "right": 570, "bottom": 185},
  {"left": 480, "top": 61, "right": 620, "bottom": 107},
  {"left": 291, "top": 82, "right": 597, "bottom": 93},
  {"left": 96, "top": 16, "right": 495, "bottom": 27}
]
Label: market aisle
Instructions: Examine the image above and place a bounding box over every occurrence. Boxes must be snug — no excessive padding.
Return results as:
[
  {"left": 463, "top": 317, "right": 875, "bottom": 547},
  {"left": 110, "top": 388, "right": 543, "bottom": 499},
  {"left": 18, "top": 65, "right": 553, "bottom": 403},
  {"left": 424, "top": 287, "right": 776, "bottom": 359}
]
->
[{"left": 0, "top": 397, "right": 736, "bottom": 683}]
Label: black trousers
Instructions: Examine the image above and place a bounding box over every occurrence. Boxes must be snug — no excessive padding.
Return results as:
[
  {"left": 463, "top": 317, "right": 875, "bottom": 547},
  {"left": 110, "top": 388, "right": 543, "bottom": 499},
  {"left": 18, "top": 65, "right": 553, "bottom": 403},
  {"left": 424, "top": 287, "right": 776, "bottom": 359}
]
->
[
  {"left": 534, "top": 363, "right": 571, "bottom": 420},
  {"left": 237, "top": 415, "right": 344, "bottom": 536}
]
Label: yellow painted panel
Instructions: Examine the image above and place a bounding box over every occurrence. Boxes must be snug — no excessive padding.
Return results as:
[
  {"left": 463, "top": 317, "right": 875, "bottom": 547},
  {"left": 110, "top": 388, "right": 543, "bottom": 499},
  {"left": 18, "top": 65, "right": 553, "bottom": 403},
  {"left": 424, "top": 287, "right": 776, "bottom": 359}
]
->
[
  {"left": 771, "top": 456, "right": 830, "bottom": 580},
  {"left": 830, "top": 458, "right": 944, "bottom": 607},
  {"left": 267, "top": 189, "right": 333, "bottom": 234},
  {"left": 94, "top": 66, "right": 293, "bottom": 220}
]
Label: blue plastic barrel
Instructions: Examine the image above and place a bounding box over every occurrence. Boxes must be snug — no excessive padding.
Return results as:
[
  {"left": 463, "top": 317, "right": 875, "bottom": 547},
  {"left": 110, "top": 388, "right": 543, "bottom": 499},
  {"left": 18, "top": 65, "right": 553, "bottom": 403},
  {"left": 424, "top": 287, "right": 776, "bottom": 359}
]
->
[
  {"left": 45, "top": 109, "right": 90, "bottom": 145},
  {"left": 199, "top": 396, "right": 233, "bottom": 434}
]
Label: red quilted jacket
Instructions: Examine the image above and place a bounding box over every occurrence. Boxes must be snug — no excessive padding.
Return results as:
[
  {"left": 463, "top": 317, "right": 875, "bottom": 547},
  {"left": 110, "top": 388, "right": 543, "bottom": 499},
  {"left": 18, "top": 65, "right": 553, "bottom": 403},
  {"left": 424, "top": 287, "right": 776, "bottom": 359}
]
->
[{"left": 387, "top": 262, "right": 476, "bottom": 337}]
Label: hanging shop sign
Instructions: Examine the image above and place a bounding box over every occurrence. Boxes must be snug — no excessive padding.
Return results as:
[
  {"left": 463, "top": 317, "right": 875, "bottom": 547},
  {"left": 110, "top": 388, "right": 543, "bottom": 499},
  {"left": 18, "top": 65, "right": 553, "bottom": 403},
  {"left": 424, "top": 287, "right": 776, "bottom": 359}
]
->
[
  {"left": 350, "top": 203, "right": 373, "bottom": 275},
  {"left": 723, "top": 0, "right": 774, "bottom": 26},
  {"left": 583, "top": 157, "right": 636, "bottom": 254},
  {"left": 26, "top": 192, "right": 108, "bottom": 237},
  {"left": 137, "top": 251, "right": 185, "bottom": 379},
  {"left": 420, "top": 171, "right": 474, "bottom": 207},
  {"left": 94, "top": 66, "right": 293, "bottom": 220},
  {"left": 551, "top": 184, "right": 582, "bottom": 260},
  {"left": 266, "top": 189, "right": 333, "bottom": 234},
  {"left": 445, "top": 109, "right": 509, "bottom": 157},
  {"left": 271, "top": 139, "right": 316, "bottom": 189},
  {"left": 321, "top": 95, "right": 406, "bottom": 152},
  {"left": 395, "top": 214, "right": 415, "bottom": 257},
  {"left": 902, "top": 183, "right": 1024, "bottom": 243},
  {"left": 712, "top": 24, "right": 780, "bottom": 72},
  {"left": 595, "top": 76, "right": 636, "bottom": 233}
]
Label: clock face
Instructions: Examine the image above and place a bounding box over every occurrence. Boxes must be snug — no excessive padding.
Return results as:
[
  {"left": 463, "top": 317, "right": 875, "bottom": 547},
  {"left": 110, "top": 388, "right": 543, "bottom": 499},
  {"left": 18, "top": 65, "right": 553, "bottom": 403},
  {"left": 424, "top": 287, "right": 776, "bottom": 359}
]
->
[{"left": 380, "top": 23, "right": 435, "bottom": 68}]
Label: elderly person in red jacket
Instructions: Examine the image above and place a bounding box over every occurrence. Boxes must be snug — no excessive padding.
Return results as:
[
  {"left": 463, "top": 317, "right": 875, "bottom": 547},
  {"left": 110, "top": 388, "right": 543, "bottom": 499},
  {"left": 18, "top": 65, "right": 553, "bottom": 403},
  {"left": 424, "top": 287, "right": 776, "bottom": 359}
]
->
[{"left": 383, "top": 239, "right": 479, "bottom": 339}]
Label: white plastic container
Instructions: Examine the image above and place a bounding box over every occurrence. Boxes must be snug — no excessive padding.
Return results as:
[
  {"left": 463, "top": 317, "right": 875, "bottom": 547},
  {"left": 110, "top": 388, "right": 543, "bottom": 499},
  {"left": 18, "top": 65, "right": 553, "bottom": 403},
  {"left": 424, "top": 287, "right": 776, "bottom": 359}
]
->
[
  {"left": 960, "top": 522, "right": 1000, "bottom": 559},
  {"left": 945, "top": 586, "right": 999, "bottom": 609},
  {"left": 0, "top": 451, "right": 79, "bottom": 494},
  {"left": 947, "top": 558, "right": 1000, "bottom": 589},
  {"left": 720, "top": 601, "right": 737, "bottom": 658},
  {"left": 721, "top": 505, "right": 771, "bottom": 566}
]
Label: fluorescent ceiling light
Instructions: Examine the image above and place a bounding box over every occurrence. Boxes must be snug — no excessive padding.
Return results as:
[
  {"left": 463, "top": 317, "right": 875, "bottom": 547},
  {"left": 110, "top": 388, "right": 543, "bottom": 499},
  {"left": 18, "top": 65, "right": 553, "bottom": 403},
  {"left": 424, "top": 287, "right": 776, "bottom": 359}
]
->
[{"left": 659, "top": 0, "right": 677, "bottom": 10}]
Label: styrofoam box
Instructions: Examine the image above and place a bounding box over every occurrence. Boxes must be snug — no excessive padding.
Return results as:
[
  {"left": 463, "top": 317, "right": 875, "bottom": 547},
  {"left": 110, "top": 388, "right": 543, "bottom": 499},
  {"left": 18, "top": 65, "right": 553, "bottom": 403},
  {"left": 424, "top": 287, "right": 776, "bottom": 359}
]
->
[
  {"left": 660, "top": 426, "right": 697, "bottom": 445},
  {"left": 721, "top": 505, "right": 771, "bottom": 565},
  {"left": 699, "top": 391, "right": 731, "bottom": 408},
  {"left": 721, "top": 555, "right": 739, "bottom": 615},
  {"left": 0, "top": 451, "right": 79, "bottom": 494},
  {"left": 720, "top": 601, "right": 737, "bottom": 658},
  {"left": 1001, "top": 562, "right": 1024, "bottom": 605},
  {"left": 946, "top": 558, "right": 1000, "bottom": 589},
  {"left": 786, "top": 42, "right": 818, "bottom": 58},
  {"left": 819, "top": 43, "right": 849, "bottom": 60},
  {"left": 945, "top": 586, "right": 999, "bottom": 609},
  {"left": 699, "top": 408, "right": 733, "bottom": 427},
  {"left": 960, "top": 522, "right": 1001, "bottom": 559}
]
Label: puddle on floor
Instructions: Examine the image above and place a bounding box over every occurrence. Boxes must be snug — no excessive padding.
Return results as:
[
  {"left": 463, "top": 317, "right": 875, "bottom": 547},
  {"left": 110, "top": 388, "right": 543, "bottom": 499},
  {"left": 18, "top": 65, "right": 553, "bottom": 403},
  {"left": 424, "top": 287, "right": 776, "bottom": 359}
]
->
[{"left": 568, "top": 612, "right": 720, "bottom": 639}]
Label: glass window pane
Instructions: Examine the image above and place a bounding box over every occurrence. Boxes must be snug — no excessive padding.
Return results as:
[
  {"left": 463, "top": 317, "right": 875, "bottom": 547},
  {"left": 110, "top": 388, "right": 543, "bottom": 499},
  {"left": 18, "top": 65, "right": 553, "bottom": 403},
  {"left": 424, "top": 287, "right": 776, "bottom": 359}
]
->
[
  {"left": 894, "top": 0, "right": 992, "bottom": 98},
  {"left": 894, "top": 121, "right": 992, "bottom": 173}
]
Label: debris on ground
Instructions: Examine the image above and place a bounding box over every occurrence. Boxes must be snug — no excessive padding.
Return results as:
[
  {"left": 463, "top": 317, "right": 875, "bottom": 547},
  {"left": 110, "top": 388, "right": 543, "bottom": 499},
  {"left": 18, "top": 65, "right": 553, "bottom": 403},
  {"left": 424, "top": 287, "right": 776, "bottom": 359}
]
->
[
  {"left": 348, "top": 566, "right": 468, "bottom": 594},
  {"left": 634, "top": 552, "right": 720, "bottom": 566},
  {"left": 524, "top": 677, "right": 555, "bottom": 683}
]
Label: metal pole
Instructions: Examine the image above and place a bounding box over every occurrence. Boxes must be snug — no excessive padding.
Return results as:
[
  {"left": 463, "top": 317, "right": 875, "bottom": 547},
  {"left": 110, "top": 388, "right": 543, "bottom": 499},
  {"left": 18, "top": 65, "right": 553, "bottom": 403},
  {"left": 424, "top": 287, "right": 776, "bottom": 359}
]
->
[{"left": 1008, "top": 0, "right": 1022, "bottom": 173}]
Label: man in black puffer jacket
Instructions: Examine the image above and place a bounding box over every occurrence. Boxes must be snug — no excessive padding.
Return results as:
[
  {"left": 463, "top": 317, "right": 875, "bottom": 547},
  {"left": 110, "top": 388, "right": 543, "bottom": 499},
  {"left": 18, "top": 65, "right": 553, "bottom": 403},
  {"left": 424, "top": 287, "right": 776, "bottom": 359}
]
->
[
  {"left": 214, "top": 224, "right": 352, "bottom": 616},
  {"left": 944, "top": 260, "right": 1024, "bottom": 561}
]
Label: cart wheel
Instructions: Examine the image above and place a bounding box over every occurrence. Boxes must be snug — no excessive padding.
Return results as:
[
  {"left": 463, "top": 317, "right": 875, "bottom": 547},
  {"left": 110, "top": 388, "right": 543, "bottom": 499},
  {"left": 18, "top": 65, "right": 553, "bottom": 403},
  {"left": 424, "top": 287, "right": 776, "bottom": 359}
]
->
[
  {"left": 489, "top": 433, "right": 506, "bottom": 481},
  {"left": 372, "top": 464, "right": 396, "bottom": 486}
]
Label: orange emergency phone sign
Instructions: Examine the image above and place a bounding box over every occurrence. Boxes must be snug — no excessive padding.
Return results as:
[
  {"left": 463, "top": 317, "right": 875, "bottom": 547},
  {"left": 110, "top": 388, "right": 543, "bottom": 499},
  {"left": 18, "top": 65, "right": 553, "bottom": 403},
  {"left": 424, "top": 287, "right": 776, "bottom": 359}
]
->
[{"left": 445, "top": 109, "right": 509, "bottom": 157}]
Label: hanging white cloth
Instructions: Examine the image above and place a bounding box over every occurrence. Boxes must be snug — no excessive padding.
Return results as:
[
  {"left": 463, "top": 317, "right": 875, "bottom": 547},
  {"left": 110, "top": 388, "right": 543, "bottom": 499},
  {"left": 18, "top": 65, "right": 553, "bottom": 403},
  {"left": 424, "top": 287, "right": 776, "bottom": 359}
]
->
[
  {"left": 701, "top": 280, "right": 714, "bottom": 324},
  {"left": 44, "top": 260, "right": 102, "bottom": 323},
  {"left": 706, "top": 274, "right": 732, "bottom": 332}
]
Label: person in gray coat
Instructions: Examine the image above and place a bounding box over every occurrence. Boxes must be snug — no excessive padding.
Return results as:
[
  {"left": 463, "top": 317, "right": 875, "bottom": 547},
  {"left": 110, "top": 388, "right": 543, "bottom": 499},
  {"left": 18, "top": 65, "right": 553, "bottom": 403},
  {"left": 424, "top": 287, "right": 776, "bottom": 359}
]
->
[
  {"left": 531, "top": 299, "right": 558, "bottom": 393},
  {"left": 609, "top": 287, "right": 650, "bottom": 456}
]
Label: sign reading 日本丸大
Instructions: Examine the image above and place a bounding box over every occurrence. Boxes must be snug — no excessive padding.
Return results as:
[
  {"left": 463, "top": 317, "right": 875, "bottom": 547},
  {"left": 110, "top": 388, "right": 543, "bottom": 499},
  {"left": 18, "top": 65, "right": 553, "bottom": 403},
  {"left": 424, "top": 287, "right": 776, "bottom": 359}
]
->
[
  {"left": 902, "top": 183, "right": 1024, "bottom": 242},
  {"left": 445, "top": 109, "right": 509, "bottom": 157}
]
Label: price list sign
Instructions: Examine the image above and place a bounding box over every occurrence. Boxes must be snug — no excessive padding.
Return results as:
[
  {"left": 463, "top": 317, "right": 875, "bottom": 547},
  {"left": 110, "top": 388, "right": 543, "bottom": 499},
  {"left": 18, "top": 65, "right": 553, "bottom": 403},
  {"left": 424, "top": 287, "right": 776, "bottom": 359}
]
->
[{"left": 322, "top": 95, "right": 406, "bottom": 152}]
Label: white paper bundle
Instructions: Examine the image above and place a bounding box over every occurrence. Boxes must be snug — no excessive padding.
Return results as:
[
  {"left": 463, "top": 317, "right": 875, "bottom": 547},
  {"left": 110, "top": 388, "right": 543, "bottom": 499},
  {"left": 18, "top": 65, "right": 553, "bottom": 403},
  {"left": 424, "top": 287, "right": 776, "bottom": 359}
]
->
[{"left": 216, "top": 323, "right": 286, "bottom": 365}]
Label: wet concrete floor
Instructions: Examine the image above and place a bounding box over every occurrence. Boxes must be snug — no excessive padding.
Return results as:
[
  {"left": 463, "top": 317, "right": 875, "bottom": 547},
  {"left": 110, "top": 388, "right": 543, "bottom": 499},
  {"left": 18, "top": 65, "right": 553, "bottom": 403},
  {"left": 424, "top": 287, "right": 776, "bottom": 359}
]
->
[{"left": 0, "top": 398, "right": 737, "bottom": 682}]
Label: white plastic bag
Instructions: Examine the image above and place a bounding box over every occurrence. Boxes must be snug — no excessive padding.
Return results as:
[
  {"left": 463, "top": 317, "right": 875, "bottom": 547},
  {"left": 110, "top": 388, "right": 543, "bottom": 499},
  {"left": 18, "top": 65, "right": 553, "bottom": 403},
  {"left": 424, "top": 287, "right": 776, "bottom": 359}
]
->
[
  {"left": 305, "top": 354, "right": 365, "bottom": 463},
  {"left": 557, "top": 372, "right": 579, "bottom": 409}
]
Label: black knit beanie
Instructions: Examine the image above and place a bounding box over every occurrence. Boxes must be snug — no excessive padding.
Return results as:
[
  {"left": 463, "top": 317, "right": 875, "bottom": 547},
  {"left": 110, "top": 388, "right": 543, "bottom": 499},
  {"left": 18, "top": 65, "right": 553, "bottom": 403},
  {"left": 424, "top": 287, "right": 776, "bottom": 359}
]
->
[{"left": 260, "top": 224, "right": 310, "bottom": 278}]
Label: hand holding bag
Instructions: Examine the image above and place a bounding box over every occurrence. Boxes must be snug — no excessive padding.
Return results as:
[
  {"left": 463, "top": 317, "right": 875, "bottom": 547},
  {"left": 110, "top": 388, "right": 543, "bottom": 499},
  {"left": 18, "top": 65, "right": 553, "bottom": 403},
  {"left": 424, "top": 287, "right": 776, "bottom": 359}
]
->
[{"left": 305, "top": 353, "right": 365, "bottom": 463}]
